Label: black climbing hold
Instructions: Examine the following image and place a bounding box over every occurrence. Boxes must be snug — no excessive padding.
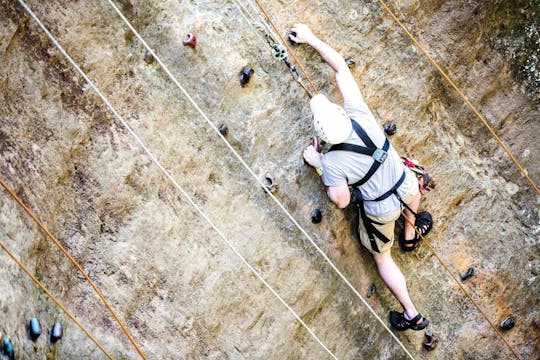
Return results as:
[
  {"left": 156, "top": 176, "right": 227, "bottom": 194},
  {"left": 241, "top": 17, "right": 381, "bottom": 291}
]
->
[
  {"left": 287, "top": 30, "right": 298, "bottom": 46},
  {"left": 311, "top": 208, "right": 322, "bottom": 224},
  {"left": 29, "top": 317, "right": 42, "bottom": 340},
  {"left": 218, "top": 123, "right": 228, "bottom": 136},
  {"left": 239, "top": 67, "right": 254, "bottom": 87},
  {"left": 383, "top": 122, "right": 397, "bottom": 136},
  {"left": 367, "top": 284, "right": 376, "bottom": 298},
  {"left": 143, "top": 50, "right": 155, "bottom": 65},
  {"left": 344, "top": 57, "right": 355, "bottom": 69},
  {"left": 50, "top": 322, "right": 63, "bottom": 343},
  {"left": 500, "top": 316, "right": 515, "bottom": 330},
  {"left": 263, "top": 174, "right": 278, "bottom": 193},
  {"left": 182, "top": 32, "right": 196, "bottom": 48},
  {"left": 422, "top": 329, "right": 439, "bottom": 351},
  {"left": 460, "top": 267, "right": 474, "bottom": 281},
  {"left": 1, "top": 337, "right": 14, "bottom": 359}
]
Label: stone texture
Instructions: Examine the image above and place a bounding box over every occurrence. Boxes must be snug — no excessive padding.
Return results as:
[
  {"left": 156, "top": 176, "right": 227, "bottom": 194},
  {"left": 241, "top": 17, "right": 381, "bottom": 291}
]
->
[{"left": 0, "top": 0, "right": 538, "bottom": 359}]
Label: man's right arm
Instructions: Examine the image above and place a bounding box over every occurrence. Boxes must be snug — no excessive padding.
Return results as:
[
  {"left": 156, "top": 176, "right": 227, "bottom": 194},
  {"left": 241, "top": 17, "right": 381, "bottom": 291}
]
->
[{"left": 289, "top": 24, "right": 364, "bottom": 107}]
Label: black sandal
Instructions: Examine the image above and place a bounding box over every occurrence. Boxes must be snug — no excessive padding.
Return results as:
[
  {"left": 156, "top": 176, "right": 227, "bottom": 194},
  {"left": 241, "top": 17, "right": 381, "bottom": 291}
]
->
[
  {"left": 389, "top": 311, "right": 430, "bottom": 331},
  {"left": 399, "top": 211, "right": 432, "bottom": 251},
  {"left": 399, "top": 233, "right": 419, "bottom": 252},
  {"left": 415, "top": 211, "right": 433, "bottom": 237}
]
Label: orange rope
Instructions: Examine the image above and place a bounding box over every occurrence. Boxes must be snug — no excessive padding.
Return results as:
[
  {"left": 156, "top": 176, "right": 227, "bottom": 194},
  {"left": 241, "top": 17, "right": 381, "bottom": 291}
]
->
[
  {"left": 253, "top": 0, "right": 319, "bottom": 94},
  {"left": 402, "top": 212, "right": 522, "bottom": 359},
  {"left": 0, "top": 178, "right": 147, "bottom": 359},
  {"left": 0, "top": 240, "right": 114, "bottom": 359},
  {"left": 378, "top": 0, "right": 539, "bottom": 194}
]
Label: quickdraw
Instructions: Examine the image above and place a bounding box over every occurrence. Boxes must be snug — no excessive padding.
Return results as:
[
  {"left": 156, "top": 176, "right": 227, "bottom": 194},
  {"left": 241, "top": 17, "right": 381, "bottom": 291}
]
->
[{"left": 265, "top": 34, "right": 312, "bottom": 97}]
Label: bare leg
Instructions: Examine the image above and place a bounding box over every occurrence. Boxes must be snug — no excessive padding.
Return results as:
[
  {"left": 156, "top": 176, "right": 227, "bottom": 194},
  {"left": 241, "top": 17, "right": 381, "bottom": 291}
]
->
[
  {"left": 372, "top": 250, "right": 423, "bottom": 322},
  {"left": 403, "top": 191, "right": 421, "bottom": 244}
]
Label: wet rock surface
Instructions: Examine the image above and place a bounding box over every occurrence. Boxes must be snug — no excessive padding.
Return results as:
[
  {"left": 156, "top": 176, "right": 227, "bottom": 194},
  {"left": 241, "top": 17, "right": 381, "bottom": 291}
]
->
[{"left": 0, "top": 0, "right": 538, "bottom": 359}]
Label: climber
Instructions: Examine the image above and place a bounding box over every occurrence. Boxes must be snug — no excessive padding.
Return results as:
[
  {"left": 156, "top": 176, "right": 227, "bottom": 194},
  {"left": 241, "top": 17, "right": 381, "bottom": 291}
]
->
[{"left": 290, "top": 23, "right": 432, "bottom": 331}]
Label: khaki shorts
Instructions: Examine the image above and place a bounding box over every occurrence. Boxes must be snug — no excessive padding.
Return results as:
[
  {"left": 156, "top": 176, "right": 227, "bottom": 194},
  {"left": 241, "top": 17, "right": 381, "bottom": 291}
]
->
[{"left": 358, "top": 189, "right": 417, "bottom": 254}]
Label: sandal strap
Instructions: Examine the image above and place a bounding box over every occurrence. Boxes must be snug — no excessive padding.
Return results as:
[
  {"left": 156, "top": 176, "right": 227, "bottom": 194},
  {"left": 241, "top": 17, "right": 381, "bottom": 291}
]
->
[
  {"left": 407, "top": 313, "right": 422, "bottom": 325},
  {"left": 401, "top": 238, "right": 418, "bottom": 244}
]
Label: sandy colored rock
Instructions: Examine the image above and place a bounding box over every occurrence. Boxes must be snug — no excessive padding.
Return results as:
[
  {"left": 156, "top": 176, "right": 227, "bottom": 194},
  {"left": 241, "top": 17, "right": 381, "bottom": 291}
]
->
[{"left": 0, "top": 0, "right": 538, "bottom": 359}]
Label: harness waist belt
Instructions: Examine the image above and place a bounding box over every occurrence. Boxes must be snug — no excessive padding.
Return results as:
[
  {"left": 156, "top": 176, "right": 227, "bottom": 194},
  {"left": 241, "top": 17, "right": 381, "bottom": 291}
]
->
[{"left": 366, "top": 171, "right": 407, "bottom": 202}]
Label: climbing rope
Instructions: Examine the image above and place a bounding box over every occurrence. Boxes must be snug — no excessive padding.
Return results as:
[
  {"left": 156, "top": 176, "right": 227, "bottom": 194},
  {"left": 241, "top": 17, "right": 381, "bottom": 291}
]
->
[
  {"left": 0, "top": 177, "right": 147, "bottom": 359},
  {"left": 0, "top": 239, "right": 114, "bottom": 360},
  {"left": 378, "top": 0, "right": 539, "bottom": 195},
  {"left": 105, "top": 1, "right": 415, "bottom": 358},
  {"left": 402, "top": 212, "right": 522, "bottom": 359},
  {"left": 17, "top": 1, "right": 337, "bottom": 358}
]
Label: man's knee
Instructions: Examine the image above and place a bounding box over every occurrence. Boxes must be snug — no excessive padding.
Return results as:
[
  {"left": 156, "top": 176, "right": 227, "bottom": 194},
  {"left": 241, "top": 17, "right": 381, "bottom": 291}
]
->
[{"left": 372, "top": 250, "right": 393, "bottom": 265}]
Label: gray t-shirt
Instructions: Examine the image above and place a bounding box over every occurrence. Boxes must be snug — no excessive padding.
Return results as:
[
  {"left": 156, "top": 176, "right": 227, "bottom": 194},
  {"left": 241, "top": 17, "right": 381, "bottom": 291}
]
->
[{"left": 321, "top": 92, "right": 417, "bottom": 218}]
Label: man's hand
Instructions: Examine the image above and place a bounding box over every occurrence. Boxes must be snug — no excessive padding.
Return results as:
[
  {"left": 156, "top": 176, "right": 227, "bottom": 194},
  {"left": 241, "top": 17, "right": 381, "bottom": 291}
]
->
[
  {"left": 303, "top": 145, "right": 323, "bottom": 169},
  {"left": 289, "top": 23, "right": 317, "bottom": 45}
]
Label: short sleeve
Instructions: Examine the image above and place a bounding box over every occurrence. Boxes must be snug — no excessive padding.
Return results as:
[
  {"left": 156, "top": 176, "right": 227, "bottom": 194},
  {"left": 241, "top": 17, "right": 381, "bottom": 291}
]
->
[{"left": 321, "top": 155, "right": 348, "bottom": 187}]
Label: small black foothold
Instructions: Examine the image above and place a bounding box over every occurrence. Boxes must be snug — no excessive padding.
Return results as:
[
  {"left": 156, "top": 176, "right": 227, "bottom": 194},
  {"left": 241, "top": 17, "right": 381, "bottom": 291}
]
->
[
  {"left": 367, "top": 284, "right": 376, "bottom": 298},
  {"left": 383, "top": 122, "right": 397, "bottom": 135},
  {"left": 263, "top": 174, "right": 278, "bottom": 193},
  {"left": 218, "top": 123, "right": 228, "bottom": 136},
  {"left": 143, "top": 50, "right": 155, "bottom": 64},
  {"left": 500, "top": 316, "right": 515, "bottom": 330},
  {"left": 50, "top": 322, "right": 63, "bottom": 343},
  {"left": 460, "top": 267, "right": 474, "bottom": 281},
  {"left": 422, "top": 329, "right": 439, "bottom": 351},
  {"left": 29, "top": 317, "right": 42, "bottom": 340},
  {"left": 345, "top": 57, "right": 355, "bottom": 68},
  {"left": 239, "top": 67, "right": 254, "bottom": 87},
  {"left": 311, "top": 208, "right": 322, "bottom": 224}
]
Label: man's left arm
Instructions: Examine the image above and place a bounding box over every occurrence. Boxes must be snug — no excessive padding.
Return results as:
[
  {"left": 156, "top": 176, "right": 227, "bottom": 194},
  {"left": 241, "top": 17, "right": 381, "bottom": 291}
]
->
[{"left": 303, "top": 146, "right": 351, "bottom": 208}]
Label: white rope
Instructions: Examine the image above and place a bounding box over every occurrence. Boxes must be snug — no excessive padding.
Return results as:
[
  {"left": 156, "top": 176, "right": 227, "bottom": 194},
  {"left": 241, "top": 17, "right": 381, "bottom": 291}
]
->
[
  {"left": 242, "top": 0, "right": 281, "bottom": 41},
  {"left": 229, "top": 0, "right": 269, "bottom": 46},
  {"left": 16, "top": 0, "right": 337, "bottom": 358},
  {"left": 105, "top": 1, "right": 415, "bottom": 359}
]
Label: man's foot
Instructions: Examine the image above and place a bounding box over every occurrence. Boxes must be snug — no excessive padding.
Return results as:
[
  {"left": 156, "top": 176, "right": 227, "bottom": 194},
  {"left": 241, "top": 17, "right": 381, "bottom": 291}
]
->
[
  {"left": 414, "top": 211, "right": 433, "bottom": 236},
  {"left": 399, "top": 233, "right": 419, "bottom": 251},
  {"left": 389, "top": 311, "right": 430, "bottom": 331},
  {"left": 400, "top": 211, "right": 433, "bottom": 251}
]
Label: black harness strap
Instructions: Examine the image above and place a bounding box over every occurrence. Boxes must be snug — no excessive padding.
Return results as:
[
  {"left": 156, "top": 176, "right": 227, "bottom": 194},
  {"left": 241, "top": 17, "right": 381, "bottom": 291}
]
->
[
  {"left": 371, "top": 171, "right": 406, "bottom": 202},
  {"left": 329, "top": 120, "right": 390, "bottom": 188},
  {"left": 327, "top": 119, "right": 409, "bottom": 253}
]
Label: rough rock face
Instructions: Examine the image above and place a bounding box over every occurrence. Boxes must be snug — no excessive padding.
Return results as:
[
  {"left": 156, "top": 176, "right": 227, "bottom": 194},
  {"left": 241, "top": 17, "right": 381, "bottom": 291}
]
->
[{"left": 0, "top": 0, "right": 538, "bottom": 359}]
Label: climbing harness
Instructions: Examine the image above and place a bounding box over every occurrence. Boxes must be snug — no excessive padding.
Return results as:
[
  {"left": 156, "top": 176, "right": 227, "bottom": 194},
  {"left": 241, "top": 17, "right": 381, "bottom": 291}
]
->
[
  {"left": 328, "top": 119, "right": 407, "bottom": 252},
  {"left": 328, "top": 121, "right": 434, "bottom": 253}
]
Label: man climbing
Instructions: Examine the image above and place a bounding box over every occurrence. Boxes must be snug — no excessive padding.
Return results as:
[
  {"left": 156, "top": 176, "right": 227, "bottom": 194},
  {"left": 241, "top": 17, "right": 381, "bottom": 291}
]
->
[{"left": 290, "top": 24, "right": 433, "bottom": 331}]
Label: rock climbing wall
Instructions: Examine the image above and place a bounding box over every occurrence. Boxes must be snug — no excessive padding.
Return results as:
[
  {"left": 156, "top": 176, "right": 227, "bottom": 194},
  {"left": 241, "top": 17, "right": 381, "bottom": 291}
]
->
[{"left": 0, "top": 0, "right": 538, "bottom": 359}]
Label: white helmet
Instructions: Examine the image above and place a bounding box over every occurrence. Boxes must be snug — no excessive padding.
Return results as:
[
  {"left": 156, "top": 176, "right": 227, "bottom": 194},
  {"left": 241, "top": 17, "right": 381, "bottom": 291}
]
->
[{"left": 310, "top": 94, "right": 352, "bottom": 144}]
